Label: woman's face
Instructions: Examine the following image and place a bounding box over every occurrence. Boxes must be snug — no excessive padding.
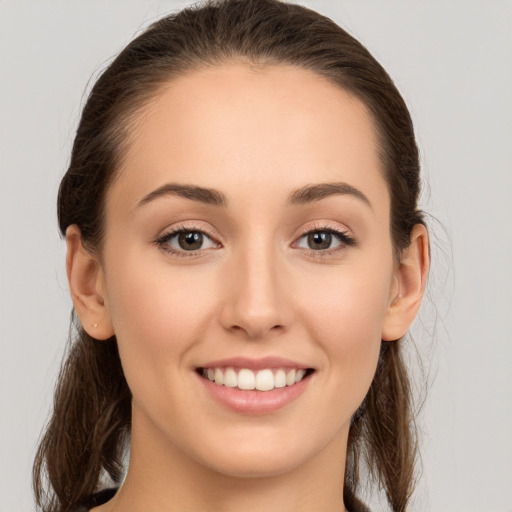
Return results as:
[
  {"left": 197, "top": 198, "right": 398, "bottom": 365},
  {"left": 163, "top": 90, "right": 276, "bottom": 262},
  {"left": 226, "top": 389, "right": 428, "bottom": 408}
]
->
[{"left": 99, "top": 62, "right": 399, "bottom": 477}]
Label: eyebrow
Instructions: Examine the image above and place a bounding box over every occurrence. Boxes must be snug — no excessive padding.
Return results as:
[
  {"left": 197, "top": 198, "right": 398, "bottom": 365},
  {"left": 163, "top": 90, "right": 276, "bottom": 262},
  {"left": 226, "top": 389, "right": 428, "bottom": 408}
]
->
[
  {"left": 136, "top": 181, "right": 371, "bottom": 210},
  {"left": 287, "top": 182, "right": 372, "bottom": 209},
  {"left": 137, "top": 183, "right": 227, "bottom": 208}
]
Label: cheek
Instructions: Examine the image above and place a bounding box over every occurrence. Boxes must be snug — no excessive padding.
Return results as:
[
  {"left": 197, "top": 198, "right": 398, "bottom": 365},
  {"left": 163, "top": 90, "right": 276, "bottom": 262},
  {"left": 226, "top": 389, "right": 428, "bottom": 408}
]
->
[
  {"left": 302, "top": 264, "right": 392, "bottom": 346},
  {"left": 298, "top": 255, "right": 393, "bottom": 398},
  {"left": 103, "top": 252, "right": 217, "bottom": 390}
]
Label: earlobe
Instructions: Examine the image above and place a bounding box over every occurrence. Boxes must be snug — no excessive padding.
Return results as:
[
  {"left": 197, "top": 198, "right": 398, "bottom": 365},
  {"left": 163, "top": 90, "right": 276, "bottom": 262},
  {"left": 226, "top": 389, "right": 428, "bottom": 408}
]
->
[
  {"left": 66, "top": 225, "right": 115, "bottom": 340},
  {"left": 382, "top": 224, "right": 429, "bottom": 341}
]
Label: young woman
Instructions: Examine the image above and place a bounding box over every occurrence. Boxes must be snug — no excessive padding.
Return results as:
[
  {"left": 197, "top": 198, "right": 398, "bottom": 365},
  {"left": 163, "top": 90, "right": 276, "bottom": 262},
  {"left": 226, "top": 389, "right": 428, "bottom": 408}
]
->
[{"left": 33, "top": 1, "right": 430, "bottom": 511}]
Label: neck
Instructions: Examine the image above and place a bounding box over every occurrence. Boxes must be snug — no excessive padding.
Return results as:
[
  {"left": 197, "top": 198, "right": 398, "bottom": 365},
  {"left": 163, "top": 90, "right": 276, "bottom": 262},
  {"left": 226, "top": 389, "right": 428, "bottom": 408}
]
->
[{"left": 103, "top": 408, "right": 350, "bottom": 512}]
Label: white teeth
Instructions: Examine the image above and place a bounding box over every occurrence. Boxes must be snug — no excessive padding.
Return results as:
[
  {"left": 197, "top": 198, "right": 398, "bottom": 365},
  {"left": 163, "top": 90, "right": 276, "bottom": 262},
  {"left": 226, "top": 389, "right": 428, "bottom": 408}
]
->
[
  {"left": 214, "top": 368, "right": 224, "bottom": 385},
  {"left": 202, "top": 367, "right": 309, "bottom": 391},
  {"left": 274, "top": 369, "right": 287, "bottom": 388},
  {"left": 255, "top": 369, "right": 274, "bottom": 391},
  {"left": 295, "top": 369, "right": 306, "bottom": 383},
  {"left": 286, "top": 369, "right": 296, "bottom": 386},
  {"left": 237, "top": 369, "right": 255, "bottom": 390},
  {"left": 223, "top": 367, "right": 237, "bottom": 388}
]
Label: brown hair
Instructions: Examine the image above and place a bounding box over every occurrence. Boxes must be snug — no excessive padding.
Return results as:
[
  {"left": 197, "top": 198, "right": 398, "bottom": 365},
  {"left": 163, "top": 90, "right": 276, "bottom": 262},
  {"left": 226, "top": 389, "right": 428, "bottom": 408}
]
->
[{"left": 34, "top": 1, "right": 426, "bottom": 510}]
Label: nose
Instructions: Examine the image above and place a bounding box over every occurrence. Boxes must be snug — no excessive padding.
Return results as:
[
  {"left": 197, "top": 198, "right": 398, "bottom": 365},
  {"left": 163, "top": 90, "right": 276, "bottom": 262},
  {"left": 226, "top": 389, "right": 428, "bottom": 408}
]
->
[{"left": 219, "top": 242, "right": 293, "bottom": 340}]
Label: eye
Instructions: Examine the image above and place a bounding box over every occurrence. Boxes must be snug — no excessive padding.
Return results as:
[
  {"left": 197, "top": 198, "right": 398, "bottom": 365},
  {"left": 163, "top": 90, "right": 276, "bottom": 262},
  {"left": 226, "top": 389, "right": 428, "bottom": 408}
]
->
[
  {"left": 156, "top": 227, "right": 219, "bottom": 255},
  {"left": 294, "top": 227, "right": 356, "bottom": 253},
  {"left": 301, "top": 231, "right": 337, "bottom": 250}
]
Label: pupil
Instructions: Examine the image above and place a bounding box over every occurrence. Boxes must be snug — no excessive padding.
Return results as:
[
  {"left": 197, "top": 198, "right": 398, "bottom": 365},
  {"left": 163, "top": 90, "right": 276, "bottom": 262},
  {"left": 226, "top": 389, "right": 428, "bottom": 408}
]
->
[
  {"left": 308, "top": 232, "right": 332, "bottom": 250},
  {"left": 178, "top": 231, "right": 203, "bottom": 250}
]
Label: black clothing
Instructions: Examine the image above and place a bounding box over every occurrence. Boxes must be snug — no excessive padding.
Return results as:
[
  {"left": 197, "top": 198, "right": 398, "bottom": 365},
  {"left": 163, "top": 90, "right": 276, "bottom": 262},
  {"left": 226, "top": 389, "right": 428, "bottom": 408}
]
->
[{"left": 71, "top": 488, "right": 117, "bottom": 511}]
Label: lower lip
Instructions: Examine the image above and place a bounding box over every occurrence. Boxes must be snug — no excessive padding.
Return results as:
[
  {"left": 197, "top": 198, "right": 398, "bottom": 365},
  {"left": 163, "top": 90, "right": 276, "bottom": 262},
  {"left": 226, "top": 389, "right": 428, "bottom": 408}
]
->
[{"left": 197, "top": 372, "right": 312, "bottom": 415}]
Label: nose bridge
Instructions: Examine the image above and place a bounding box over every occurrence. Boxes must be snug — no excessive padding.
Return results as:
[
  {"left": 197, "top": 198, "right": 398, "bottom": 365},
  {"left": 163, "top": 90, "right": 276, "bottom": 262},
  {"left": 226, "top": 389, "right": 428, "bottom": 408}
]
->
[{"left": 220, "top": 232, "right": 291, "bottom": 338}]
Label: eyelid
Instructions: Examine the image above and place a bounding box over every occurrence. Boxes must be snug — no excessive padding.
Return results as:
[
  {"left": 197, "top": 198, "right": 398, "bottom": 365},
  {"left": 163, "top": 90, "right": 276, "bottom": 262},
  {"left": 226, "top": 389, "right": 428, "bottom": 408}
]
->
[
  {"left": 153, "top": 220, "right": 356, "bottom": 258},
  {"left": 291, "top": 221, "right": 357, "bottom": 255},
  {"left": 295, "top": 221, "right": 356, "bottom": 242},
  {"left": 155, "top": 222, "right": 222, "bottom": 256}
]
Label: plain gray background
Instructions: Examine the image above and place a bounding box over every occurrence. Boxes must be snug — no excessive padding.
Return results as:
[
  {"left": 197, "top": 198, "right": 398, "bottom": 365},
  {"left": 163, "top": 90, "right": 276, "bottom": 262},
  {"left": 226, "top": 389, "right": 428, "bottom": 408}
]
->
[{"left": 1, "top": 1, "right": 511, "bottom": 510}]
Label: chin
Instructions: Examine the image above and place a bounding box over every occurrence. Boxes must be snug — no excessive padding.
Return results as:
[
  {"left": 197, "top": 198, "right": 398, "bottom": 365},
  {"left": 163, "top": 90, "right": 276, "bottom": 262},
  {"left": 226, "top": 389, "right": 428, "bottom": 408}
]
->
[
  {"left": 183, "top": 422, "right": 346, "bottom": 480},
  {"left": 198, "top": 447, "right": 310, "bottom": 479}
]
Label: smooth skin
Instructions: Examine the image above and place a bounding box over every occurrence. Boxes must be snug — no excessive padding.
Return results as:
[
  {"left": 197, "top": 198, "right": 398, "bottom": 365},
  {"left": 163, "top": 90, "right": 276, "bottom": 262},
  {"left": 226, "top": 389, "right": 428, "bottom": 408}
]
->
[{"left": 66, "top": 62, "right": 429, "bottom": 512}]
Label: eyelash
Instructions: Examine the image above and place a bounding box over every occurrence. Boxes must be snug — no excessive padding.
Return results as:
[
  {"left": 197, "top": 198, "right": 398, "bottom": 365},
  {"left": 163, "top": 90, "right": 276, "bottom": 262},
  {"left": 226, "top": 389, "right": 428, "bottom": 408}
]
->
[
  {"left": 155, "top": 224, "right": 220, "bottom": 257},
  {"left": 155, "top": 223, "right": 357, "bottom": 258},
  {"left": 294, "top": 224, "right": 357, "bottom": 258}
]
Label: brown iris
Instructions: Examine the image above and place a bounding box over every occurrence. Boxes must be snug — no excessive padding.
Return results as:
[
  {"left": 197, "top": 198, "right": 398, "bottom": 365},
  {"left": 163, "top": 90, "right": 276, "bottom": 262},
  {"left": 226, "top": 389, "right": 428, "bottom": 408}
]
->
[
  {"left": 178, "top": 231, "right": 204, "bottom": 250},
  {"left": 308, "top": 232, "right": 332, "bottom": 250}
]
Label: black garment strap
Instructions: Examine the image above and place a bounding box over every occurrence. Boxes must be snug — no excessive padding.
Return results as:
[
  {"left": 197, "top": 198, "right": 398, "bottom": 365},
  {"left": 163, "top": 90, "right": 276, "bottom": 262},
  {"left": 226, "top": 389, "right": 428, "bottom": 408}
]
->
[{"left": 71, "top": 487, "right": 118, "bottom": 512}]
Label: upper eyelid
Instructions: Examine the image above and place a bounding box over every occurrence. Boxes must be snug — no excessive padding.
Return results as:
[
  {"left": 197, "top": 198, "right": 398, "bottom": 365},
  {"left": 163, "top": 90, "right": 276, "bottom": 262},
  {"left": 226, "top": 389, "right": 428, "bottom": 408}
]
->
[
  {"left": 293, "top": 223, "right": 358, "bottom": 250},
  {"left": 157, "top": 222, "right": 220, "bottom": 241},
  {"left": 298, "top": 226, "right": 349, "bottom": 236},
  {"left": 155, "top": 221, "right": 356, "bottom": 248},
  {"left": 155, "top": 226, "right": 220, "bottom": 256},
  {"left": 295, "top": 221, "right": 355, "bottom": 238}
]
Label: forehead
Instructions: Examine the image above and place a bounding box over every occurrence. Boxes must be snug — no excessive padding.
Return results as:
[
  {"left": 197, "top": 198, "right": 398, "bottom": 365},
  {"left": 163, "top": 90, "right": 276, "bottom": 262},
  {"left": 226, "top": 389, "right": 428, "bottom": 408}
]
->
[{"left": 111, "top": 62, "right": 388, "bottom": 213}]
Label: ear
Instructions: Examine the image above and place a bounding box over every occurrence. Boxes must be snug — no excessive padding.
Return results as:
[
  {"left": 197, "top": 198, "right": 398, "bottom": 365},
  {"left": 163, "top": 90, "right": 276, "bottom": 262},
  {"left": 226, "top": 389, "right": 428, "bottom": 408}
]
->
[
  {"left": 66, "top": 225, "right": 115, "bottom": 340},
  {"left": 382, "top": 224, "right": 430, "bottom": 341}
]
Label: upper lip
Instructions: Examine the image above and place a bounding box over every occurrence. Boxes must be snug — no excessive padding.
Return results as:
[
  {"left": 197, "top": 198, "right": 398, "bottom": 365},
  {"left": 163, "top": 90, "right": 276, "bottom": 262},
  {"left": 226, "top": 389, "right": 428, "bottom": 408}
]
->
[{"left": 198, "top": 356, "right": 312, "bottom": 371}]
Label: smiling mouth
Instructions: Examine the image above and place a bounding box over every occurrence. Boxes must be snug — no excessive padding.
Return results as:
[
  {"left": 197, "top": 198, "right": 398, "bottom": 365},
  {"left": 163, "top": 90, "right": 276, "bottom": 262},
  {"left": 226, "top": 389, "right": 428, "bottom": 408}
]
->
[{"left": 196, "top": 367, "right": 315, "bottom": 392}]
